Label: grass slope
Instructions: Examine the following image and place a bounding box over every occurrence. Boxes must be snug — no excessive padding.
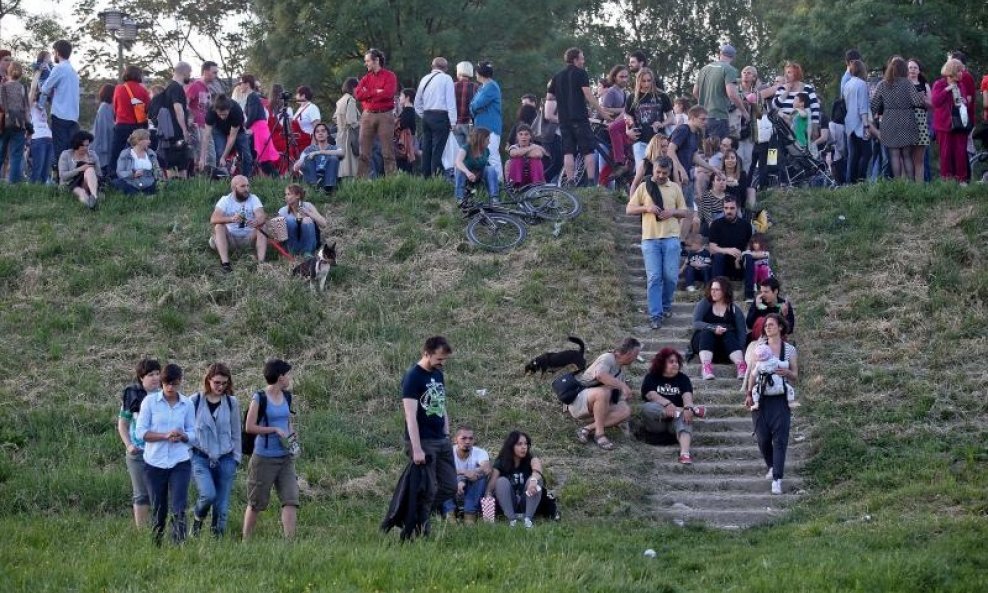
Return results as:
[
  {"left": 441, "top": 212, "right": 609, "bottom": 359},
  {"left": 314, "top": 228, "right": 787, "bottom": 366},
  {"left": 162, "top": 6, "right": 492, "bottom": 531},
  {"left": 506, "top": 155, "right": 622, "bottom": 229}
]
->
[{"left": 0, "top": 177, "right": 986, "bottom": 592}]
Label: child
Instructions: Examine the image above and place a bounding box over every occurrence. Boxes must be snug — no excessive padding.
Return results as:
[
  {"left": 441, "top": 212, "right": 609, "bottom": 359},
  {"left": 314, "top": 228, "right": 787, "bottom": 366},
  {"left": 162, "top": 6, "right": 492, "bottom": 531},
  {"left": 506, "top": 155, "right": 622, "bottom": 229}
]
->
[
  {"left": 506, "top": 123, "right": 546, "bottom": 186},
  {"left": 680, "top": 216, "right": 711, "bottom": 292},
  {"left": 743, "top": 233, "right": 773, "bottom": 285},
  {"left": 395, "top": 88, "right": 417, "bottom": 173},
  {"left": 789, "top": 92, "right": 811, "bottom": 149},
  {"left": 667, "top": 97, "right": 690, "bottom": 135},
  {"left": 33, "top": 51, "right": 53, "bottom": 90},
  {"left": 750, "top": 343, "right": 796, "bottom": 410}
]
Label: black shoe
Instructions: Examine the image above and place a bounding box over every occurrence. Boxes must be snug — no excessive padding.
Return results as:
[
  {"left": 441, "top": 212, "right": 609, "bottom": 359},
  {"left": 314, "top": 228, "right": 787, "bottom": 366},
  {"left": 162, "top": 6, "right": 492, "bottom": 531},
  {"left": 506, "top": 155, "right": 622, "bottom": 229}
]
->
[
  {"left": 191, "top": 518, "right": 203, "bottom": 537},
  {"left": 662, "top": 310, "right": 674, "bottom": 320},
  {"left": 221, "top": 262, "right": 233, "bottom": 274}
]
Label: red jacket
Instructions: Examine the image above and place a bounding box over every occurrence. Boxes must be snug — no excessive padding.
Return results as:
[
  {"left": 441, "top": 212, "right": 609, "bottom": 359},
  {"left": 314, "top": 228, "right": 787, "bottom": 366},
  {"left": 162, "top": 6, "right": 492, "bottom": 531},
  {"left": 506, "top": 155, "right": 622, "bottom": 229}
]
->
[
  {"left": 355, "top": 68, "right": 398, "bottom": 112},
  {"left": 931, "top": 77, "right": 975, "bottom": 133},
  {"left": 112, "top": 81, "right": 151, "bottom": 125}
]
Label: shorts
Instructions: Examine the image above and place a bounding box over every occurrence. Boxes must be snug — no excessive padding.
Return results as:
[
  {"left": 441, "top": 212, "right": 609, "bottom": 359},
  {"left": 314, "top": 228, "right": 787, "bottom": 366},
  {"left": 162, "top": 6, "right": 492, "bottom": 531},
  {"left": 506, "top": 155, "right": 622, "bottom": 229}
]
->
[
  {"left": 641, "top": 402, "right": 693, "bottom": 435},
  {"left": 567, "top": 388, "right": 593, "bottom": 419},
  {"left": 125, "top": 451, "right": 151, "bottom": 505},
  {"left": 560, "top": 120, "right": 595, "bottom": 156},
  {"left": 209, "top": 230, "right": 255, "bottom": 251},
  {"left": 246, "top": 454, "right": 299, "bottom": 511}
]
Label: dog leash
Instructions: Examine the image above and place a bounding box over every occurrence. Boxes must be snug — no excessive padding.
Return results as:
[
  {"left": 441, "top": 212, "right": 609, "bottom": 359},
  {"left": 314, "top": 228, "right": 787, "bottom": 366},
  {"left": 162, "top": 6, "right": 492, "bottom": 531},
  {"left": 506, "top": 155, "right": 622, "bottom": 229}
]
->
[{"left": 255, "top": 226, "right": 296, "bottom": 262}]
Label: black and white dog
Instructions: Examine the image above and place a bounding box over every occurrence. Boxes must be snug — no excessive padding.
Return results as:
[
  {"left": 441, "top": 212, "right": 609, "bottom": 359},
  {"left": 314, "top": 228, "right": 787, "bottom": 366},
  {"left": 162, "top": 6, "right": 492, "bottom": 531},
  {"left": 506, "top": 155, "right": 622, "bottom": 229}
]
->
[
  {"left": 525, "top": 336, "right": 587, "bottom": 375},
  {"left": 291, "top": 241, "right": 337, "bottom": 291}
]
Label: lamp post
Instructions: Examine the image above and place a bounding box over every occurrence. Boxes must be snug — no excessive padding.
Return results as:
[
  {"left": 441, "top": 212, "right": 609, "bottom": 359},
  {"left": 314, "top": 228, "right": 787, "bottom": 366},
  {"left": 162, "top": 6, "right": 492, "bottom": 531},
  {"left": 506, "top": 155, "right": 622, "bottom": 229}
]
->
[{"left": 98, "top": 9, "right": 139, "bottom": 76}]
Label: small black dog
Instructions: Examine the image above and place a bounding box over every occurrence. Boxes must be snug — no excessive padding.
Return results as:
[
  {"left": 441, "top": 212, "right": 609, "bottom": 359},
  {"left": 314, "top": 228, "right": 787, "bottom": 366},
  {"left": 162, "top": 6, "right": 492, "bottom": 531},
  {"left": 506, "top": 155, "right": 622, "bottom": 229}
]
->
[
  {"left": 525, "top": 336, "right": 587, "bottom": 375},
  {"left": 291, "top": 241, "right": 337, "bottom": 291}
]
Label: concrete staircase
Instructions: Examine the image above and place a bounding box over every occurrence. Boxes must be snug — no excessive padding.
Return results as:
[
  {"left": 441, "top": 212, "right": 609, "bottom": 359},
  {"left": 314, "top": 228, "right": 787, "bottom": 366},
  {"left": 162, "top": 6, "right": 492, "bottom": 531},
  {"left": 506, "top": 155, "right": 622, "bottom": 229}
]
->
[{"left": 613, "top": 213, "right": 807, "bottom": 529}]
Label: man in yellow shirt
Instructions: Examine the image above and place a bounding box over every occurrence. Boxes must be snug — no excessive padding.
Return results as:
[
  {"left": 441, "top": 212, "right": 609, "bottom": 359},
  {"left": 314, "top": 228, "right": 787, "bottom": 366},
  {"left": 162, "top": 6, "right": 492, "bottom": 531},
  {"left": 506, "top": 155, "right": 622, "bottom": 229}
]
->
[{"left": 626, "top": 156, "right": 690, "bottom": 329}]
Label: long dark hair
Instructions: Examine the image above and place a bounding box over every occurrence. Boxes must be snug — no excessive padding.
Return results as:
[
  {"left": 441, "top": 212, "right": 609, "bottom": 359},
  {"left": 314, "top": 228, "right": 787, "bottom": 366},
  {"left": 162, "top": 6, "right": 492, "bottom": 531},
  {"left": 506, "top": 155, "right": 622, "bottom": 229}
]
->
[
  {"left": 495, "top": 430, "right": 532, "bottom": 472},
  {"left": 648, "top": 347, "right": 683, "bottom": 376}
]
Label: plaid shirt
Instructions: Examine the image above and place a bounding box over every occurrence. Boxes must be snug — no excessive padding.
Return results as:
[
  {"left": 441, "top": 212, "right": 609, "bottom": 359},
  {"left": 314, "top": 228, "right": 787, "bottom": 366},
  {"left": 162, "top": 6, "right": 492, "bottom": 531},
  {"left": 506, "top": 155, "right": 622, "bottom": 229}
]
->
[{"left": 455, "top": 80, "right": 478, "bottom": 124}]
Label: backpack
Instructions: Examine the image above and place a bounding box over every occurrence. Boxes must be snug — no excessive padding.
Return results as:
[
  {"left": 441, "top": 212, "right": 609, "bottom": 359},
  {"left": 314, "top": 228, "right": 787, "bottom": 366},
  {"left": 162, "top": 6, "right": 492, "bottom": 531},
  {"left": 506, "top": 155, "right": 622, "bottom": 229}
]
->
[
  {"left": 831, "top": 96, "right": 847, "bottom": 125},
  {"left": 551, "top": 372, "right": 582, "bottom": 405},
  {"left": 242, "top": 390, "right": 293, "bottom": 456},
  {"left": 191, "top": 392, "right": 233, "bottom": 415},
  {"left": 0, "top": 82, "right": 28, "bottom": 130}
]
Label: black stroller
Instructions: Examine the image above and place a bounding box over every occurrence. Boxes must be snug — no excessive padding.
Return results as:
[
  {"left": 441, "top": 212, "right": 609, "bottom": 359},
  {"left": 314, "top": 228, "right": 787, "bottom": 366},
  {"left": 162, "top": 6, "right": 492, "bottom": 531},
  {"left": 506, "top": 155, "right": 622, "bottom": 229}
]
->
[{"left": 760, "top": 110, "right": 837, "bottom": 189}]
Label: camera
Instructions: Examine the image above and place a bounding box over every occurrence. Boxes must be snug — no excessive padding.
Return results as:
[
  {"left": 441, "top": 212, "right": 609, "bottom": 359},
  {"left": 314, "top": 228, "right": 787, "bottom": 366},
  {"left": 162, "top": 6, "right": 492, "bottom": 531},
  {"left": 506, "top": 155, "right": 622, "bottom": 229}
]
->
[{"left": 281, "top": 90, "right": 293, "bottom": 102}]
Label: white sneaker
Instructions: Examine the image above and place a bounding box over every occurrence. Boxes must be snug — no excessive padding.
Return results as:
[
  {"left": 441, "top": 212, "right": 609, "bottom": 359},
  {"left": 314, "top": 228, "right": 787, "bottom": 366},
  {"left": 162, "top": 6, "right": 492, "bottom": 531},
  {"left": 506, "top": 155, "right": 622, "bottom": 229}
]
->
[
  {"left": 524, "top": 518, "right": 534, "bottom": 529},
  {"left": 771, "top": 479, "right": 783, "bottom": 495},
  {"left": 686, "top": 285, "right": 697, "bottom": 293},
  {"left": 509, "top": 519, "right": 517, "bottom": 527},
  {"left": 765, "top": 468, "right": 774, "bottom": 480}
]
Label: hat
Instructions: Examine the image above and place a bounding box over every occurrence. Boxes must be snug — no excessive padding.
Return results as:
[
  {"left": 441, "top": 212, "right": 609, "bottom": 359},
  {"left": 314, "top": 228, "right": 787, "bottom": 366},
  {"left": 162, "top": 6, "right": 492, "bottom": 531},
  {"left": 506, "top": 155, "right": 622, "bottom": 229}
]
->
[{"left": 720, "top": 44, "right": 737, "bottom": 58}]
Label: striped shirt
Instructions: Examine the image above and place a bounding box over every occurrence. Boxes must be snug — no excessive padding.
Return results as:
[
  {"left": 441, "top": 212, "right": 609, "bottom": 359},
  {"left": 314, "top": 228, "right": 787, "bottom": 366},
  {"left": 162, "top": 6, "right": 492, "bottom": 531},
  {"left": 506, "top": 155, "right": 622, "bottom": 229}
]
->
[
  {"left": 454, "top": 80, "right": 478, "bottom": 125},
  {"left": 772, "top": 83, "right": 821, "bottom": 124}
]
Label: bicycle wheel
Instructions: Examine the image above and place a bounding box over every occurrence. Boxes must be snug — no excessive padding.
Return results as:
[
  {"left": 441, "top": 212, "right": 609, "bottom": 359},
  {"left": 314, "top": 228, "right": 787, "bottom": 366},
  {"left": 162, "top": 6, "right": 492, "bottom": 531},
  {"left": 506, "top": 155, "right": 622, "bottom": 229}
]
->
[
  {"left": 522, "top": 185, "right": 582, "bottom": 220},
  {"left": 970, "top": 151, "right": 988, "bottom": 183},
  {"left": 466, "top": 212, "right": 527, "bottom": 251}
]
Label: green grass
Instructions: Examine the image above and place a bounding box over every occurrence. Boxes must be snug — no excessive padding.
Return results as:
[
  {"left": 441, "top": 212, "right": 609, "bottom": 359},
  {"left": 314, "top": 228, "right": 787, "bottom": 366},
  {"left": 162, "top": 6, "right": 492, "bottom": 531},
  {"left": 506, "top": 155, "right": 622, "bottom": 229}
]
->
[{"left": 0, "top": 176, "right": 987, "bottom": 591}]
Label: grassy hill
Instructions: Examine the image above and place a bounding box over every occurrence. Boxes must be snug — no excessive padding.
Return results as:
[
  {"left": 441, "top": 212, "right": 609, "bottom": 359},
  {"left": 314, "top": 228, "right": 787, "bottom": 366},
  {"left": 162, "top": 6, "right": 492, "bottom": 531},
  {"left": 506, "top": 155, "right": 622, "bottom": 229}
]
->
[{"left": 0, "top": 176, "right": 985, "bottom": 592}]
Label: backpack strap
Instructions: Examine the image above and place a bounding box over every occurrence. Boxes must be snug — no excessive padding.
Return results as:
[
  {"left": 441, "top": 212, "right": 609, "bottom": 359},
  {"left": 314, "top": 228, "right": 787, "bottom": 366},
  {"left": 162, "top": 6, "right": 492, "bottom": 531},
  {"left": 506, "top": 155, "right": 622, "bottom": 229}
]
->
[{"left": 192, "top": 392, "right": 202, "bottom": 414}]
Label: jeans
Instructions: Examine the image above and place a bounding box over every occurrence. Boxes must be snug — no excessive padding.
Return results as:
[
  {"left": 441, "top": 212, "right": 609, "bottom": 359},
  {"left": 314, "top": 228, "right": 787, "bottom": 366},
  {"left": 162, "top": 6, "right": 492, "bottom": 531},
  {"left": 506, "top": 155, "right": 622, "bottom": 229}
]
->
[
  {"left": 212, "top": 128, "right": 254, "bottom": 177},
  {"left": 641, "top": 237, "right": 680, "bottom": 319},
  {"left": 301, "top": 155, "right": 340, "bottom": 188},
  {"left": 845, "top": 132, "right": 871, "bottom": 183},
  {"left": 29, "top": 138, "right": 54, "bottom": 184},
  {"left": 144, "top": 460, "right": 192, "bottom": 545},
  {"left": 441, "top": 476, "right": 488, "bottom": 515},
  {"left": 50, "top": 115, "right": 80, "bottom": 165},
  {"left": 684, "top": 264, "right": 711, "bottom": 288},
  {"left": 191, "top": 452, "right": 237, "bottom": 536},
  {"left": 454, "top": 166, "right": 499, "bottom": 201},
  {"left": 712, "top": 252, "right": 755, "bottom": 298},
  {"left": 285, "top": 217, "right": 318, "bottom": 255},
  {"left": 753, "top": 395, "right": 791, "bottom": 480},
  {"left": 0, "top": 128, "right": 26, "bottom": 182},
  {"left": 421, "top": 111, "right": 451, "bottom": 177}
]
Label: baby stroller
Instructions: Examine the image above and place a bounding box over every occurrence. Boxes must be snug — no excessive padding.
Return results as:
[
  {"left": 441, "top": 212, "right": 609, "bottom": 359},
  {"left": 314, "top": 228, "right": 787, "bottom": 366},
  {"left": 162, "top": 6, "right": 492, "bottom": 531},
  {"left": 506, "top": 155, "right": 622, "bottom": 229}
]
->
[
  {"left": 763, "top": 110, "right": 836, "bottom": 189},
  {"left": 970, "top": 124, "right": 988, "bottom": 183}
]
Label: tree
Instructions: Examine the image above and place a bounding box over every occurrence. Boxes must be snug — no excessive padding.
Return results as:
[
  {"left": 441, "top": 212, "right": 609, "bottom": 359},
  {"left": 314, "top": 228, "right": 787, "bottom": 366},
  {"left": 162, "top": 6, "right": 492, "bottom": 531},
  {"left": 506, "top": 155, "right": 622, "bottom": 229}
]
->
[{"left": 3, "top": 13, "right": 76, "bottom": 59}]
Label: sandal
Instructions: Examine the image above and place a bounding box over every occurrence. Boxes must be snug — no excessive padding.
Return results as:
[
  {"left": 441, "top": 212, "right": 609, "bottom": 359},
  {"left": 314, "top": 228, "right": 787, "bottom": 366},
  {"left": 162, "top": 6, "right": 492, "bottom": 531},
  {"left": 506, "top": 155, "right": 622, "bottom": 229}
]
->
[
  {"left": 595, "top": 435, "right": 615, "bottom": 451},
  {"left": 576, "top": 427, "right": 593, "bottom": 444}
]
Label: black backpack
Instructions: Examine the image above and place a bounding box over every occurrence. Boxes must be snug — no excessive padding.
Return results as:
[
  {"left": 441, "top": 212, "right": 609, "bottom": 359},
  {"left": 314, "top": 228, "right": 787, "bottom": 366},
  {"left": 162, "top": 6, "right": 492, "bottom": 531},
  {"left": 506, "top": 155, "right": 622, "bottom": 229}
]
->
[
  {"left": 242, "top": 390, "right": 293, "bottom": 456},
  {"left": 191, "top": 392, "right": 233, "bottom": 415},
  {"left": 551, "top": 372, "right": 583, "bottom": 405}
]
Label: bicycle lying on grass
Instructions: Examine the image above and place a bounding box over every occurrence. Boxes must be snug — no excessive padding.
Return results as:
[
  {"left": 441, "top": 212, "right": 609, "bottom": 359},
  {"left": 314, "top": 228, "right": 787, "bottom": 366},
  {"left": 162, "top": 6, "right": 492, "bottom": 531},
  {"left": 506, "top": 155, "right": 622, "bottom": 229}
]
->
[{"left": 461, "top": 183, "right": 582, "bottom": 251}]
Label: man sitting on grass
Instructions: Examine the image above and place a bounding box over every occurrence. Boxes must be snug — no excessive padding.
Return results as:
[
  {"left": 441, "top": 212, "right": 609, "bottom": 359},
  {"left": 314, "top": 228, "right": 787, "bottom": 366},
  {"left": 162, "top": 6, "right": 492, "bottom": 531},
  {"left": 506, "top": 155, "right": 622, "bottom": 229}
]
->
[{"left": 209, "top": 175, "right": 267, "bottom": 273}]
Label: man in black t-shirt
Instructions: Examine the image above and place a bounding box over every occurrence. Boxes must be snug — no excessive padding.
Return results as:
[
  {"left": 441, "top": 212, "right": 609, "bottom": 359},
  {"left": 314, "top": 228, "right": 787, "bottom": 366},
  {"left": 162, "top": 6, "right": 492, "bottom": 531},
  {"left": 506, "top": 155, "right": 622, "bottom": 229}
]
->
[
  {"left": 708, "top": 195, "right": 755, "bottom": 301},
  {"left": 547, "top": 47, "right": 607, "bottom": 185},
  {"left": 400, "top": 336, "right": 457, "bottom": 520},
  {"left": 199, "top": 94, "right": 254, "bottom": 177},
  {"left": 160, "top": 62, "right": 193, "bottom": 174}
]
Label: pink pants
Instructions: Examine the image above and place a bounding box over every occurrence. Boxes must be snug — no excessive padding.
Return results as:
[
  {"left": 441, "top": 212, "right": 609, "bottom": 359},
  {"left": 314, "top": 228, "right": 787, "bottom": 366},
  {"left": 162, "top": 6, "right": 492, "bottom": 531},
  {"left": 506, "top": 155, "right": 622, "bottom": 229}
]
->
[
  {"left": 251, "top": 121, "right": 280, "bottom": 164},
  {"left": 936, "top": 130, "right": 969, "bottom": 182},
  {"left": 507, "top": 157, "right": 545, "bottom": 186}
]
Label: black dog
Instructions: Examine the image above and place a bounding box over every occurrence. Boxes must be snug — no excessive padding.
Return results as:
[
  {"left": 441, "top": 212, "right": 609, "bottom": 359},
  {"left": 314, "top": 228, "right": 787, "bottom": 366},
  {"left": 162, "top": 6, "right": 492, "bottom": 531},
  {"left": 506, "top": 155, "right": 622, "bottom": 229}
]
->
[{"left": 525, "top": 337, "right": 586, "bottom": 375}]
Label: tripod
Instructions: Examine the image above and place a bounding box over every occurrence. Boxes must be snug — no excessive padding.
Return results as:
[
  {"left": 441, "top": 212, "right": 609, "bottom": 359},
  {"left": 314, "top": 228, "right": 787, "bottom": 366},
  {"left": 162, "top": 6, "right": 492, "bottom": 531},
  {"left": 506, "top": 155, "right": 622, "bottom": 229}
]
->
[{"left": 279, "top": 105, "right": 299, "bottom": 175}]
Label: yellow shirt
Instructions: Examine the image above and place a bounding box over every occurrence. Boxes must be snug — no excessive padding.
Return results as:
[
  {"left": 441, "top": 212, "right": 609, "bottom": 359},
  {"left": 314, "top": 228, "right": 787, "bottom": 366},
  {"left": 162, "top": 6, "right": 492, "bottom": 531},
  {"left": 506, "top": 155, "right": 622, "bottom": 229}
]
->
[{"left": 630, "top": 180, "right": 686, "bottom": 239}]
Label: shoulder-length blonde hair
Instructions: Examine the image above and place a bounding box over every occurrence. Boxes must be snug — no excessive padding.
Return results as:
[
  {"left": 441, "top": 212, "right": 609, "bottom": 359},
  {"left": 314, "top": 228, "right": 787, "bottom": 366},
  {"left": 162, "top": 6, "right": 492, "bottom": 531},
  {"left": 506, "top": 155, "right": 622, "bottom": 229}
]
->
[{"left": 202, "top": 363, "right": 234, "bottom": 396}]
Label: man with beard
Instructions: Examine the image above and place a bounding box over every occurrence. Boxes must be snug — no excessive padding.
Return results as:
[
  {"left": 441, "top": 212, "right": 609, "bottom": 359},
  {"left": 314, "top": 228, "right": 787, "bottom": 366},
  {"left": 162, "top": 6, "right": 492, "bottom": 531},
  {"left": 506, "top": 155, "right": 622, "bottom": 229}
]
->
[
  {"left": 441, "top": 425, "right": 490, "bottom": 523},
  {"left": 208, "top": 175, "right": 267, "bottom": 272},
  {"left": 355, "top": 48, "right": 398, "bottom": 178},
  {"left": 401, "top": 336, "right": 457, "bottom": 529}
]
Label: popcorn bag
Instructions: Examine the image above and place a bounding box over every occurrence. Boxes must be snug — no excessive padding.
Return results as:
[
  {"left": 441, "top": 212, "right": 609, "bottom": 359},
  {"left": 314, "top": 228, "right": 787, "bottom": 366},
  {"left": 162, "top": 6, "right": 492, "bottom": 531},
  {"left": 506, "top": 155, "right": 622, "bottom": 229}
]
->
[{"left": 481, "top": 496, "right": 496, "bottom": 523}]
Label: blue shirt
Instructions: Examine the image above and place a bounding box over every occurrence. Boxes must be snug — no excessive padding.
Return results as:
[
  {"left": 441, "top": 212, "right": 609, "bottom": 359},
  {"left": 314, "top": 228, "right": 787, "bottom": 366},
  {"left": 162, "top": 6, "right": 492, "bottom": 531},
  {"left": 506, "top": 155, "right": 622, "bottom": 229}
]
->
[
  {"left": 136, "top": 391, "right": 196, "bottom": 469},
  {"left": 253, "top": 392, "right": 291, "bottom": 458},
  {"left": 842, "top": 77, "right": 870, "bottom": 139},
  {"left": 470, "top": 79, "right": 502, "bottom": 136},
  {"left": 40, "top": 60, "right": 80, "bottom": 122}
]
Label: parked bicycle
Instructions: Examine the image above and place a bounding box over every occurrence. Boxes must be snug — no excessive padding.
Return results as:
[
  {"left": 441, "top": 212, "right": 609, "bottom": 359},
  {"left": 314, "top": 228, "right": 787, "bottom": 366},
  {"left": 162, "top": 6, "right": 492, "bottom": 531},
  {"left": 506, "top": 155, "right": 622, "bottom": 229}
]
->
[{"left": 461, "top": 182, "right": 582, "bottom": 251}]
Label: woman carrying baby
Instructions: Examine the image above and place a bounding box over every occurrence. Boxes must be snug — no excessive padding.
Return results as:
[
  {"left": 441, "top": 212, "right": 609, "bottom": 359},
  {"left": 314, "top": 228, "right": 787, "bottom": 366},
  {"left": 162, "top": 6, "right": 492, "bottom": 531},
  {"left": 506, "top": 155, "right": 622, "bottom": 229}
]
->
[{"left": 742, "top": 313, "right": 798, "bottom": 496}]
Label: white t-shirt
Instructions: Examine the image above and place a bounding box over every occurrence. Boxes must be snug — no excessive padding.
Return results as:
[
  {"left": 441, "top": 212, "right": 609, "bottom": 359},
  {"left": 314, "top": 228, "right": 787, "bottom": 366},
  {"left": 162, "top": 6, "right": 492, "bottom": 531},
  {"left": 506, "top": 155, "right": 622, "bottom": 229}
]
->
[
  {"left": 30, "top": 104, "right": 52, "bottom": 139},
  {"left": 293, "top": 102, "right": 321, "bottom": 134},
  {"left": 451, "top": 446, "right": 489, "bottom": 475},
  {"left": 131, "top": 149, "right": 152, "bottom": 171},
  {"left": 215, "top": 193, "right": 263, "bottom": 237}
]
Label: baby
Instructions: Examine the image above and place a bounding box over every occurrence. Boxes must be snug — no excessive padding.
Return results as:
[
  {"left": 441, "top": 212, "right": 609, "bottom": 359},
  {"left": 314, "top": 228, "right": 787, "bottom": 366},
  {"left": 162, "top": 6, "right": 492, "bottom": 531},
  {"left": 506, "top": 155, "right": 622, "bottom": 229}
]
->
[{"left": 750, "top": 343, "right": 796, "bottom": 410}]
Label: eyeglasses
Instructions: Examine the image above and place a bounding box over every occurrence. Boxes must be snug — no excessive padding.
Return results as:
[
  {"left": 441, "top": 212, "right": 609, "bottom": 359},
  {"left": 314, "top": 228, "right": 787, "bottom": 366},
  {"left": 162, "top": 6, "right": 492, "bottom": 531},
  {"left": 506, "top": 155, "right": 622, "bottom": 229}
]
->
[
  {"left": 211, "top": 379, "right": 229, "bottom": 387},
  {"left": 164, "top": 380, "right": 182, "bottom": 386}
]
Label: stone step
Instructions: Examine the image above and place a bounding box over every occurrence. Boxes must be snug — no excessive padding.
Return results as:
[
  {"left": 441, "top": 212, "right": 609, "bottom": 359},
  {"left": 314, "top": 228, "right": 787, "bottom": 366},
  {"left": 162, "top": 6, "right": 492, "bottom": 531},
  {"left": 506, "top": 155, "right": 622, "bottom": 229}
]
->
[
  {"left": 654, "top": 475, "right": 806, "bottom": 494},
  {"left": 648, "top": 444, "right": 809, "bottom": 462},
  {"left": 654, "top": 508, "right": 790, "bottom": 530},
  {"left": 649, "top": 457, "right": 806, "bottom": 474},
  {"left": 650, "top": 490, "right": 801, "bottom": 510}
]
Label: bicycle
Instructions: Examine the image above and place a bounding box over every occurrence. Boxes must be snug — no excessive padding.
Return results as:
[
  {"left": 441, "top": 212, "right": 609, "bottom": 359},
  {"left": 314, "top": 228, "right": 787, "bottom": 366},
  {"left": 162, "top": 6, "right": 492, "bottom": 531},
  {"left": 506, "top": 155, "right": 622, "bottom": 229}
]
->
[{"left": 460, "top": 182, "right": 582, "bottom": 251}]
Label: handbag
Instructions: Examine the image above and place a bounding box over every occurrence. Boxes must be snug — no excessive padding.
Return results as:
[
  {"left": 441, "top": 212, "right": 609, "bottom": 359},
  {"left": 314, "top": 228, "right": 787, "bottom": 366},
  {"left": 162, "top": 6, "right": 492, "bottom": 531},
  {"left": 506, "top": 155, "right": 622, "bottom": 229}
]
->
[
  {"left": 551, "top": 372, "right": 583, "bottom": 405},
  {"left": 348, "top": 98, "right": 361, "bottom": 157},
  {"left": 264, "top": 216, "right": 289, "bottom": 242},
  {"left": 124, "top": 83, "right": 148, "bottom": 124},
  {"left": 950, "top": 87, "right": 973, "bottom": 133}
]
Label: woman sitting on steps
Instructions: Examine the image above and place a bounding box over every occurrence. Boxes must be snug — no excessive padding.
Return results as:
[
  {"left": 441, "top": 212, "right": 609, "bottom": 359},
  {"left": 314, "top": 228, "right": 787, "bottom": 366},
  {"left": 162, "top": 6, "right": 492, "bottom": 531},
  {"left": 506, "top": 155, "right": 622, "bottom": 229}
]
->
[{"left": 690, "top": 276, "right": 748, "bottom": 380}]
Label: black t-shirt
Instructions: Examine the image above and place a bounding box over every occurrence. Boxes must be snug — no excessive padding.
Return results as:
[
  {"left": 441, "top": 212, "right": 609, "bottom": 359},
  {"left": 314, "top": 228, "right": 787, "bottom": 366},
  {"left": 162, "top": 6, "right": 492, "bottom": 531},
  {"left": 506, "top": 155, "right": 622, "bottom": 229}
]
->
[
  {"left": 709, "top": 216, "right": 752, "bottom": 251},
  {"left": 669, "top": 123, "right": 701, "bottom": 177},
  {"left": 398, "top": 106, "right": 416, "bottom": 133},
  {"left": 624, "top": 91, "right": 672, "bottom": 144},
  {"left": 120, "top": 383, "right": 147, "bottom": 414},
  {"left": 205, "top": 102, "right": 246, "bottom": 137},
  {"left": 493, "top": 456, "right": 534, "bottom": 497},
  {"left": 640, "top": 372, "right": 693, "bottom": 407},
  {"left": 164, "top": 81, "right": 188, "bottom": 140},
  {"left": 725, "top": 170, "right": 749, "bottom": 203},
  {"left": 548, "top": 65, "right": 591, "bottom": 123},
  {"left": 206, "top": 399, "right": 221, "bottom": 415},
  {"left": 401, "top": 363, "right": 447, "bottom": 440}
]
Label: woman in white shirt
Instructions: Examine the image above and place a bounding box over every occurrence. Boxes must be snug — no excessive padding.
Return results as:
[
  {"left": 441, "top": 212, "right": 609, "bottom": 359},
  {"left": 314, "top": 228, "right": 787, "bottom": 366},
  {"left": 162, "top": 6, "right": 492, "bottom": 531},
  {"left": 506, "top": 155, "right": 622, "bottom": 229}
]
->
[{"left": 113, "top": 128, "right": 164, "bottom": 195}]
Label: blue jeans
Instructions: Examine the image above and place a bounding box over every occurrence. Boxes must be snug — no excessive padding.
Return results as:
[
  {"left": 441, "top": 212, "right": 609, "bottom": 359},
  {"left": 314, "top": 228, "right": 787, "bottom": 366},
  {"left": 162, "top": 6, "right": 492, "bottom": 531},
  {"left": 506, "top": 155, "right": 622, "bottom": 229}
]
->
[
  {"left": 712, "top": 252, "right": 755, "bottom": 299},
  {"left": 454, "top": 166, "right": 499, "bottom": 201},
  {"left": 0, "top": 129, "right": 26, "bottom": 182},
  {"left": 301, "top": 155, "right": 340, "bottom": 188},
  {"left": 50, "top": 115, "right": 79, "bottom": 164},
  {"left": 442, "top": 476, "right": 489, "bottom": 516},
  {"left": 285, "top": 217, "right": 318, "bottom": 255},
  {"left": 191, "top": 452, "right": 237, "bottom": 536},
  {"left": 641, "top": 237, "right": 680, "bottom": 319},
  {"left": 144, "top": 460, "right": 192, "bottom": 545},
  {"left": 29, "top": 138, "right": 54, "bottom": 184},
  {"left": 845, "top": 132, "right": 871, "bottom": 184},
  {"left": 212, "top": 128, "right": 254, "bottom": 177}
]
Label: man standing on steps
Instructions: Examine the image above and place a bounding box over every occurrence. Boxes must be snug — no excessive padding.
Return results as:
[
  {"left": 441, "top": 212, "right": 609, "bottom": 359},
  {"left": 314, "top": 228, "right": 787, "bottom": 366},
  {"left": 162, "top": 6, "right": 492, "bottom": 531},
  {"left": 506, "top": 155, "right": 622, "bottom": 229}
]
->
[
  {"left": 746, "top": 276, "right": 795, "bottom": 335},
  {"left": 708, "top": 196, "right": 755, "bottom": 302},
  {"left": 626, "top": 156, "right": 690, "bottom": 330},
  {"left": 571, "top": 338, "right": 641, "bottom": 451},
  {"left": 693, "top": 44, "right": 746, "bottom": 143},
  {"left": 401, "top": 336, "right": 457, "bottom": 530}
]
